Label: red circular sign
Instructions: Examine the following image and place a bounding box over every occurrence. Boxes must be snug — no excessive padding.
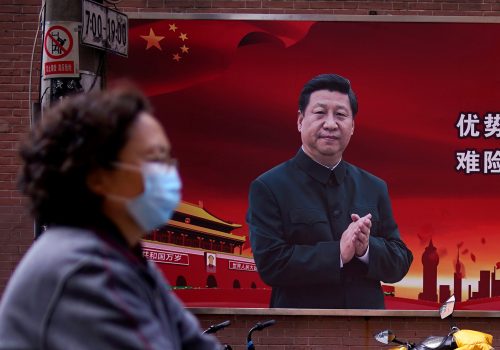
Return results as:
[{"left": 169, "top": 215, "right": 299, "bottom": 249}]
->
[{"left": 44, "top": 25, "right": 74, "bottom": 60}]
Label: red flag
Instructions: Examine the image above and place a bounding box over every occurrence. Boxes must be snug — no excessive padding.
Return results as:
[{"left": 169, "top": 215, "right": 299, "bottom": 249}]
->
[{"left": 108, "top": 19, "right": 313, "bottom": 96}]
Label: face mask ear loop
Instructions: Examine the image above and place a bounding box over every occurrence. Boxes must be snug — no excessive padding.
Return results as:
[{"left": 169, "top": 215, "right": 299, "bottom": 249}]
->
[{"left": 104, "top": 192, "right": 128, "bottom": 203}]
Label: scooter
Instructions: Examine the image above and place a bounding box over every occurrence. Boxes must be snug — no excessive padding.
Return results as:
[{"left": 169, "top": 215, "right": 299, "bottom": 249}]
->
[{"left": 374, "top": 295, "right": 494, "bottom": 350}]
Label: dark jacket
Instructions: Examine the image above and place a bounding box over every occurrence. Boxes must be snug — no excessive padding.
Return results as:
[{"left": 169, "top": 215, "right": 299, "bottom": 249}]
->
[
  {"left": 247, "top": 149, "right": 413, "bottom": 309},
  {"left": 0, "top": 225, "right": 220, "bottom": 350}
]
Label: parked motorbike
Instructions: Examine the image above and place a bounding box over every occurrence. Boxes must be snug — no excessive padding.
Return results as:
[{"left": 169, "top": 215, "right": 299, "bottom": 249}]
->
[{"left": 374, "top": 295, "right": 494, "bottom": 350}]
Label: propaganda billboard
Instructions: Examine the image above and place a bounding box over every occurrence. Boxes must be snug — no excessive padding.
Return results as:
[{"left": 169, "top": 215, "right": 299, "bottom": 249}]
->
[{"left": 108, "top": 15, "right": 500, "bottom": 310}]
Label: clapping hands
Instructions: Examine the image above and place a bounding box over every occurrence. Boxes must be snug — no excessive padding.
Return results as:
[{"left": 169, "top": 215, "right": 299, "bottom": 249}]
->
[{"left": 340, "top": 213, "right": 372, "bottom": 265}]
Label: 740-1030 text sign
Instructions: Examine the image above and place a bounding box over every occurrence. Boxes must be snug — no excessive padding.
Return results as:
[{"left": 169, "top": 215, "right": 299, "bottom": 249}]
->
[{"left": 81, "top": 0, "right": 128, "bottom": 57}]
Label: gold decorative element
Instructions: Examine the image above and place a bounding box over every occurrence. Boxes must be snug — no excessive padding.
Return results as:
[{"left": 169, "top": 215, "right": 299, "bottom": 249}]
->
[{"left": 140, "top": 28, "right": 164, "bottom": 50}]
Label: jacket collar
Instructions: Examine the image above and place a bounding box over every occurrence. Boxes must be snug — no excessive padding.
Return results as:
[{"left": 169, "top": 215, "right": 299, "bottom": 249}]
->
[
  {"left": 87, "top": 214, "right": 148, "bottom": 267},
  {"left": 294, "top": 147, "right": 346, "bottom": 185}
]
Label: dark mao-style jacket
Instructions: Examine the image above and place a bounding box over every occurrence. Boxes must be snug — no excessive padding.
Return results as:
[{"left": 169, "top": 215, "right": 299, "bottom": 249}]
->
[{"left": 247, "top": 149, "right": 413, "bottom": 309}]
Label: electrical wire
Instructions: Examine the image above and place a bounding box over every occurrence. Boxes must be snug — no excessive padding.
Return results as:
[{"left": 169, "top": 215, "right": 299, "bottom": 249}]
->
[
  {"left": 39, "top": 87, "right": 50, "bottom": 104},
  {"left": 29, "top": 0, "right": 46, "bottom": 128},
  {"left": 103, "top": 0, "right": 122, "bottom": 4},
  {"left": 89, "top": 51, "right": 105, "bottom": 92}
]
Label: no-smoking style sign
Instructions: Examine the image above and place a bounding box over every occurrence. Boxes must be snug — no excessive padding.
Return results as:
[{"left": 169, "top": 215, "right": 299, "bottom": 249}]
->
[
  {"left": 45, "top": 25, "right": 73, "bottom": 59},
  {"left": 43, "top": 22, "right": 79, "bottom": 78}
]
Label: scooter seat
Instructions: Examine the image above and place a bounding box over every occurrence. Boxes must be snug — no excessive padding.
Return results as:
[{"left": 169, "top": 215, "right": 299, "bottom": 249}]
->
[{"left": 414, "top": 334, "right": 455, "bottom": 349}]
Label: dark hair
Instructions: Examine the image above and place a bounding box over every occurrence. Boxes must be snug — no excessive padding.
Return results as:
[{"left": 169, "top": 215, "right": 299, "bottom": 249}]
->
[
  {"left": 18, "top": 85, "right": 152, "bottom": 226},
  {"left": 298, "top": 74, "right": 358, "bottom": 117}
]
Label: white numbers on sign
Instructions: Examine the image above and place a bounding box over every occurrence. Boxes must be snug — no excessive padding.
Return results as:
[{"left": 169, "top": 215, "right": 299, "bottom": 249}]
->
[
  {"left": 107, "top": 8, "right": 127, "bottom": 52},
  {"left": 82, "top": 0, "right": 128, "bottom": 56}
]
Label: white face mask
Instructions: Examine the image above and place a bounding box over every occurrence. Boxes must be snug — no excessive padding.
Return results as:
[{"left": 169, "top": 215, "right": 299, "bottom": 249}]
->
[{"left": 111, "top": 162, "right": 182, "bottom": 232}]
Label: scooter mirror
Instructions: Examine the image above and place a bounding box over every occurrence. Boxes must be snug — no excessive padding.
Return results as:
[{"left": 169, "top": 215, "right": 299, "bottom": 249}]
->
[
  {"left": 439, "top": 294, "right": 456, "bottom": 319},
  {"left": 374, "top": 330, "right": 396, "bottom": 344}
]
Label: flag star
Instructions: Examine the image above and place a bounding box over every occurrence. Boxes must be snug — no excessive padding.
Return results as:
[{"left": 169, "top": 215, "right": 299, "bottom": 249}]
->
[
  {"left": 140, "top": 28, "right": 164, "bottom": 50},
  {"left": 172, "top": 53, "right": 181, "bottom": 62},
  {"left": 179, "top": 33, "right": 188, "bottom": 41},
  {"left": 180, "top": 45, "right": 189, "bottom": 54},
  {"left": 169, "top": 24, "right": 178, "bottom": 32}
]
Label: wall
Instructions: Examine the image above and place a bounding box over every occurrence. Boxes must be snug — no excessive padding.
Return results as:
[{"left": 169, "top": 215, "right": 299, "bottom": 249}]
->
[
  {"left": 119, "top": 0, "right": 500, "bottom": 16},
  {"left": 196, "top": 311, "right": 500, "bottom": 349},
  {"left": 1, "top": 1, "right": 499, "bottom": 348},
  {"left": 0, "top": 0, "right": 40, "bottom": 293}
]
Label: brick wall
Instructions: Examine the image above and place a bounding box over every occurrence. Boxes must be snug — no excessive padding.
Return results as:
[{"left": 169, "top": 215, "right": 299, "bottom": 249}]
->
[
  {"left": 119, "top": 0, "right": 500, "bottom": 16},
  {"left": 196, "top": 313, "right": 500, "bottom": 349},
  {"left": 1, "top": 1, "right": 499, "bottom": 348},
  {"left": 0, "top": 0, "right": 41, "bottom": 294}
]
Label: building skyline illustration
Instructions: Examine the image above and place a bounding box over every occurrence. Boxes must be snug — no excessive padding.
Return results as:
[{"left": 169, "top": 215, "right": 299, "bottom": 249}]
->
[
  {"left": 419, "top": 239, "right": 500, "bottom": 303},
  {"left": 419, "top": 240, "right": 439, "bottom": 302}
]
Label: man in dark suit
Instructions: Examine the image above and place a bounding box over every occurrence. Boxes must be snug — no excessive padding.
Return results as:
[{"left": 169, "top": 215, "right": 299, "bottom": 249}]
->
[{"left": 247, "top": 74, "right": 413, "bottom": 309}]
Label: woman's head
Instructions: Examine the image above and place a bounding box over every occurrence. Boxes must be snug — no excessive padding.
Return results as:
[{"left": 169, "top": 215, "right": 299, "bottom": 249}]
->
[{"left": 19, "top": 85, "right": 152, "bottom": 226}]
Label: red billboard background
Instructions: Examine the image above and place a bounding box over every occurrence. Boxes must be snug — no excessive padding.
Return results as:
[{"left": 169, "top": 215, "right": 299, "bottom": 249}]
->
[{"left": 108, "top": 18, "right": 500, "bottom": 309}]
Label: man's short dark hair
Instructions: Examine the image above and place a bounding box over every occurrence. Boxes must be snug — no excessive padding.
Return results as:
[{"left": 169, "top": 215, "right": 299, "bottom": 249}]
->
[
  {"left": 298, "top": 74, "right": 358, "bottom": 117},
  {"left": 19, "top": 84, "right": 151, "bottom": 226}
]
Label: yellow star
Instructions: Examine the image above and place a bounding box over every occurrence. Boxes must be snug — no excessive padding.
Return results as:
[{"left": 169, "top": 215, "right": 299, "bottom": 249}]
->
[
  {"left": 169, "top": 24, "right": 178, "bottom": 32},
  {"left": 140, "top": 28, "right": 164, "bottom": 50},
  {"left": 179, "top": 33, "right": 188, "bottom": 41},
  {"left": 180, "top": 45, "right": 189, "bottom": 54},
  {"left": 172, "top": 53, "right": 181, "bottom": 62}
]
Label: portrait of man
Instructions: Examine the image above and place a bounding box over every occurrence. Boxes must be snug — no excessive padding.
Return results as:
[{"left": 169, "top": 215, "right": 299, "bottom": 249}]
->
[
  {"left": 205, "top": 253, "right": 217, "bottom": 273},
  {"left": 247, "top": 73, "right": 413, "bottom": 309}
]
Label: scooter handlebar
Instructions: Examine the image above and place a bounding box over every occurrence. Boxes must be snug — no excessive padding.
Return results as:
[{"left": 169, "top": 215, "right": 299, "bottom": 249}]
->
[
  {"left": 247, "top": 319, "right": 277, "bottom": 349},
  {"left": 254, "top": 320, "right": 276, "bottom": 331},
  {"left": 203, "top": 320, "right": 231, "bottom": 334}
]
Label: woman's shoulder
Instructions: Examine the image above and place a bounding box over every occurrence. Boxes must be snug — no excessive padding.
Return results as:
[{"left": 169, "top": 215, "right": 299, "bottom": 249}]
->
[{"left": 3, "top": 227, "right": 103, "bottom": 295}]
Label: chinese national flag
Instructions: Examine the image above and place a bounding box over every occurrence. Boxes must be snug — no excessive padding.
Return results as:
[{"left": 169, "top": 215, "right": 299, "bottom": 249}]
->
[{"left": 108, "top": 19, "right": 314, "bottom": 96}]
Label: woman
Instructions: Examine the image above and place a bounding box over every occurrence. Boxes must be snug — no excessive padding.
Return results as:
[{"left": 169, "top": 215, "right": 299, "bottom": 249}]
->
[{"left": 0, "top": 86, "right": 220, "bottom": 349}]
